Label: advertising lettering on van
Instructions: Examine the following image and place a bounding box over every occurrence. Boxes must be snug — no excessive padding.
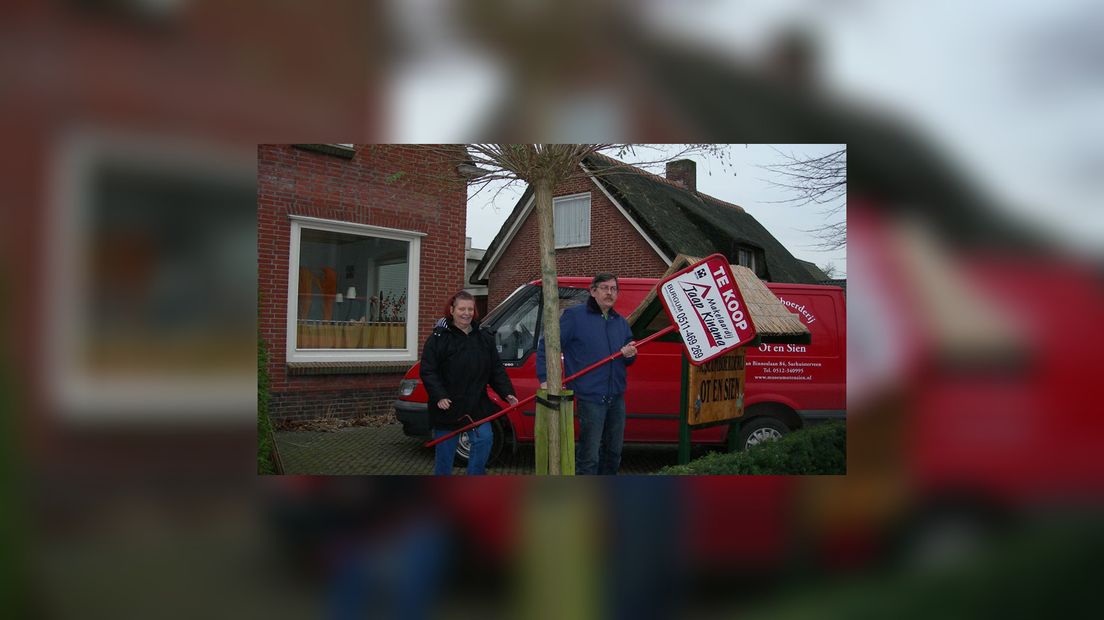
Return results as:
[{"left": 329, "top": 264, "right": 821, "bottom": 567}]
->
[
  {"left": 754, "top": 297, "right": 817, "bottom": 355},
  {"left": 748, "top": 296, "right": 819, "bottom": 381},
  {"left": 658, "top": 254, "right": 757, "bottom": 365},
  {"left": 778, "top": 297, "right": 816, "bottom": 325}
]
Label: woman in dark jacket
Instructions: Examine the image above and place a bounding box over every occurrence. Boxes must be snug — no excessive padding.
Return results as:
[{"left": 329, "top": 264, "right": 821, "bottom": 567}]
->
[{"left": 420, "top": 291, "right": 518, "bottom": 475}]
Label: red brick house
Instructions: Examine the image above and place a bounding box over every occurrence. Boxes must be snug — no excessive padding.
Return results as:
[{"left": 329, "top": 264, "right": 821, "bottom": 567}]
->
[
  {"left": 258, "top": 144, "right": 468, "bottom": 422},
  {"left": 471, "top": 154, "right": 818, "bottom": 309}
]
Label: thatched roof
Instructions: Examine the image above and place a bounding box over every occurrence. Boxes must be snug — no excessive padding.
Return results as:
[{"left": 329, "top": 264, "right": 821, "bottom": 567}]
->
[
  {"left": 471, "top": 153, "right": 822, "bottom": 286},
  {"left": 797, "top": 259, "right": 830, "bottom": 281},
  {"left": 627, "top": 255, "right": 811, "bottom": 343},
  {"left": 582, "top": 154, "right": 820, "bottom": 285}
]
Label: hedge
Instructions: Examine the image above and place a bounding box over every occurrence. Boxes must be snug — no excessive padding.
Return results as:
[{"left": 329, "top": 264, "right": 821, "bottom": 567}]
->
[
  {"left": 657, "top": 421, "right": 846, "bottom": 475},
  {"left": 257, "top": 329, "right": 276, "bottom": 475}
]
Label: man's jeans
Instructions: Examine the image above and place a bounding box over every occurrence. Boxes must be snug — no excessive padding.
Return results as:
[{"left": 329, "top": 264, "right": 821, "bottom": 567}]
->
[
  {"left": 575, "top": 396, "right": 626, "bottom": 475},
  {"left": 432, "top": 422, "right": 492, "bottom": 475}
]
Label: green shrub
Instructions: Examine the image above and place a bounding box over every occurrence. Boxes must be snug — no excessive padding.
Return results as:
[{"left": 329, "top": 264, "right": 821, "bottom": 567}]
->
[
  {"left": 258, "top": 329, "right": 276, "bottom": 475},
  {"left": 658, "top": 421, "right": 845, "bottom": 475}
]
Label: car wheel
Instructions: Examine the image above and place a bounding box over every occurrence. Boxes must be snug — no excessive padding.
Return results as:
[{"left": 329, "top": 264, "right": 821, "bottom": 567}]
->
[
  {"left": 733, "top": 417, "right": 790, "bottom": 451},
  {"left": 453, "top": 418, "right": 506, "bottom": 467}
]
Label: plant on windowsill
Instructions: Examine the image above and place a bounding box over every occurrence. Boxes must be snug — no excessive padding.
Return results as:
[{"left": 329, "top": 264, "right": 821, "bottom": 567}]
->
[{"left": 376, "top": 291, "right": 407, "bottom": 323}]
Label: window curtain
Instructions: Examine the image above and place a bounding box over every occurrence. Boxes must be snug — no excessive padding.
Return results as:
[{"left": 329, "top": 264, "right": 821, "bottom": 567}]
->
[
  {"left": 554, "top": 195, "right": 590, "bottom": 247},
  {"left": 296, "top": 322, "right": 406, "bottom": 349}
]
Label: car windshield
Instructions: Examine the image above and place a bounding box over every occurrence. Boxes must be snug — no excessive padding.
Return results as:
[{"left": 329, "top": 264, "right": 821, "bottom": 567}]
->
[
  {"left": 484, "top": 285, "right": 590, "bottom": 362},
  {"left": 480, "top": 284, "right": 531, "bottom": 327}
]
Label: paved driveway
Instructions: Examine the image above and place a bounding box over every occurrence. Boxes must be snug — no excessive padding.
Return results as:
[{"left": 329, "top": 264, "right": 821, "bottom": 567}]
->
[{"left": 275, "top": 423, "right": 700, "bottom": 475}]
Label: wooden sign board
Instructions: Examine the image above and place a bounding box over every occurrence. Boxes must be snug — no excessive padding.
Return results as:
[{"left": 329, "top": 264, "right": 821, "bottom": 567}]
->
[{"left": 687, "top": 349, "right": 746, "bottom": 426}]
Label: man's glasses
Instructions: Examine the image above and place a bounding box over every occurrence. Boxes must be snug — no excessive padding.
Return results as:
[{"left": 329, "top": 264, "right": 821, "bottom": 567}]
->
[{"left": 595, "top": 285, "right": 618, "bottom": 293}]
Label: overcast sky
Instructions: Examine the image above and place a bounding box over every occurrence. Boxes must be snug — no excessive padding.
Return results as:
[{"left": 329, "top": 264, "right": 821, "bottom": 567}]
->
[
  {"left": 466, "top": 144, "right": 848, "bottom": 277},
  {"left": 399, "top": 1, "right": 1100, "bottom": 263},
  {"left": 643, "top": 0, "right": 1102, "bottom": 256}
]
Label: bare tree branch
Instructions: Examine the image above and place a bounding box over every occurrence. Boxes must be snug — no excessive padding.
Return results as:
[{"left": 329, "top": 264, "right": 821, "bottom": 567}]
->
[{"left": 761, "top": 146, "right": 847, "bottom": 250}]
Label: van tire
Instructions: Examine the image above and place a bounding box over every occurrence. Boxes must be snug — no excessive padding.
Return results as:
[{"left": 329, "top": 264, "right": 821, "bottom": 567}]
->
[
  {"left": 453, "top": 418, "right": 507, "bottom": 468},
  {"left": 731, "top": 417, "right": 790, "bottom": 451}
]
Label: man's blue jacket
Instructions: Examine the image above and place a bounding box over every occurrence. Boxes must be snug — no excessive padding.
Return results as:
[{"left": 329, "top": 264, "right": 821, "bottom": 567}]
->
[{"left": 536, "top": 296, "right": 636, "bottom": 402}]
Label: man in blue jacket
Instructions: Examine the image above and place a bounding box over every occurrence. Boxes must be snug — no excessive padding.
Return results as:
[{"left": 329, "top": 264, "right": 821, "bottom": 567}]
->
[{"left": 537, "top": 273, "right": 638, "bottom": 475}]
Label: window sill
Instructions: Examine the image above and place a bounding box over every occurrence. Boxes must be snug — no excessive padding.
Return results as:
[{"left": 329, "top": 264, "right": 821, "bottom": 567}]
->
[
  {"left": 293, "top": 144, "right": 356, "bottom": 159},
  {"left": 286, "top": 361, "right": 413, "bottom": 376},
  {"left": 555, "top": 242, "right": 591, "bottom": 250}
]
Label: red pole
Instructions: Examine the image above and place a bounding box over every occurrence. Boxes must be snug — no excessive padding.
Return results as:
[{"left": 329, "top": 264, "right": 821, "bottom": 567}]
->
[{"left": 424, "top": 324, "right": 677, "bottom": 448}]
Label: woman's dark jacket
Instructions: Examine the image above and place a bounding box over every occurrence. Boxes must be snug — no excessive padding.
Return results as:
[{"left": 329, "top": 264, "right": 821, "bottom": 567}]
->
[{"left": 420, "top": 319, "right": 515, "bottom": 431}]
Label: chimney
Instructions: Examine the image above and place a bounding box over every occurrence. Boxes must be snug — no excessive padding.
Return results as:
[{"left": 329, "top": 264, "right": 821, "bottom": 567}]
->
[
  {"left": 766, "top": 26, "right": 818, "bottom": 88},
  {"left": 666, "top": 159, "right": 696, "bottom": 192}
]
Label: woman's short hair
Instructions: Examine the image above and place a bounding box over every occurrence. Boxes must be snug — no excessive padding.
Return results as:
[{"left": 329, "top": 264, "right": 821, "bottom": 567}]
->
[{"left": 443, "top": 290, "right": 478, "bottom": 322}]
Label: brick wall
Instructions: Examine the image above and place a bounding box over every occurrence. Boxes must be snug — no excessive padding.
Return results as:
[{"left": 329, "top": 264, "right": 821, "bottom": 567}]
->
[
  {"left": 258, "top": 144, "right": 467, "bottom": 421},
  {"left": 487, "top": 175, "right": 669, "bottom": 309},
  {"left": 270, "top": 386, "right": 400, "bottom": 423}
]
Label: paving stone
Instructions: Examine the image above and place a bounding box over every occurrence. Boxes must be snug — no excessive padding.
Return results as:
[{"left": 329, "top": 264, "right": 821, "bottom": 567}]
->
[{"left": 275, "top": 423, "right": 696, "bottom": 475}]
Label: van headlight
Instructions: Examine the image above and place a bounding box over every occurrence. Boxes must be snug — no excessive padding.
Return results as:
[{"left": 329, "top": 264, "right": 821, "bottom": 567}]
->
[{"left": 399, "top": 379, "right": 419, "bottom": 397}]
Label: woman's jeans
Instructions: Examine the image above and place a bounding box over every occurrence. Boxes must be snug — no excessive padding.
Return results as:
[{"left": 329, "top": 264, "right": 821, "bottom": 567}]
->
[
  {"left": 575, "top": 396, "right": 626, "bottom": 475},
  {"left": 432, "top": 422, "right": 492, "bottom": 475}
]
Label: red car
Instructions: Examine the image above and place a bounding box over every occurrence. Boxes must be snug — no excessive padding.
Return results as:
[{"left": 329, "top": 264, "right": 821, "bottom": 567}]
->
[{"left": 394, "top": 277, "right": 846, "bottom": 465}]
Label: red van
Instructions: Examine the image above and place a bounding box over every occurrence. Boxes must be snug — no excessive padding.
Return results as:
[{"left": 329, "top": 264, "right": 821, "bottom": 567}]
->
[{"left": 394, "top": 277, "right": 846, "bottom": 464}]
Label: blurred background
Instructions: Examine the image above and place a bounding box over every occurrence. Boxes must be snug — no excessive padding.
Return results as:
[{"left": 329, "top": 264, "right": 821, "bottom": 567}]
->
[{"left": 2, "top": 0, "right": 1102, "bottom": 617}]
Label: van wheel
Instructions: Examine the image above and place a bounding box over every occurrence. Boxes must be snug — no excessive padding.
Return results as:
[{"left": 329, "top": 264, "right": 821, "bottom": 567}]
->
[
  {"left": 732, "top": 417, "right": 789, "bottom": 451},
  {"left": 453, "top": 418, "right": 506, "bottom": 467}
]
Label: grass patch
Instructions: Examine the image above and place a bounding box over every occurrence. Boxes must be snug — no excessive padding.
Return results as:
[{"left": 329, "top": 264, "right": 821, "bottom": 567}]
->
[{"left": 258, "top": 330, "right": 276, "bottom": 475}]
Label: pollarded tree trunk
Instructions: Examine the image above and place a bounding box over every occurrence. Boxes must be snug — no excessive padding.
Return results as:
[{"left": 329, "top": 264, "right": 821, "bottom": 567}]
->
[{"left": 534, "top": 174, "right": 562, "bottom": 475}]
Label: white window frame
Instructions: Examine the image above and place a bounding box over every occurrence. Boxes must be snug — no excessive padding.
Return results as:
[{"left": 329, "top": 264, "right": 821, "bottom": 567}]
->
[
  {"left": 47, "top": 129, "right": 256, "bottom": 420},
  {"left": 553, "top": 192, "right": 591, "bottom": 249},
  {"left": 287, "top": 216, "right": 423, "bottom": 363}
]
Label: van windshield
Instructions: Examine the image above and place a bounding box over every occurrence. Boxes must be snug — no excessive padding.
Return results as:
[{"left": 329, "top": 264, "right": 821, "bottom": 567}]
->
[{"left": 484, "top": 285, "right": 591, "bottom": 362}]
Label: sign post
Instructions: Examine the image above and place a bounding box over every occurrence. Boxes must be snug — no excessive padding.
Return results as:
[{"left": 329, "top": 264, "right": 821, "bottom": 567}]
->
[
  {"left": 676, "top": 349, "right": 749, "bottom": 464},
  {"left": 657, "top": 253, "right": 757, "bottom": 464}
]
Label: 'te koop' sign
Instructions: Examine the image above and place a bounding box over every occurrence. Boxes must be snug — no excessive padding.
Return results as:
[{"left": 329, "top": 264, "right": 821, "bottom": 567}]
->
[{"left": 658, "top": 254, "right": 758, "bottom": 365}]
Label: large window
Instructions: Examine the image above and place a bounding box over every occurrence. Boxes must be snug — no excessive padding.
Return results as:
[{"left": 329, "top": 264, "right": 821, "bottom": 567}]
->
[
  {"left": 288, "top": 217, "right": 422, "bottom": 362},
  {"left": 49, "top": 131, "right": 256, "bottom": 419},
  {"left": 554, "top": 193, "right": 591, "bottom": 248}
]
